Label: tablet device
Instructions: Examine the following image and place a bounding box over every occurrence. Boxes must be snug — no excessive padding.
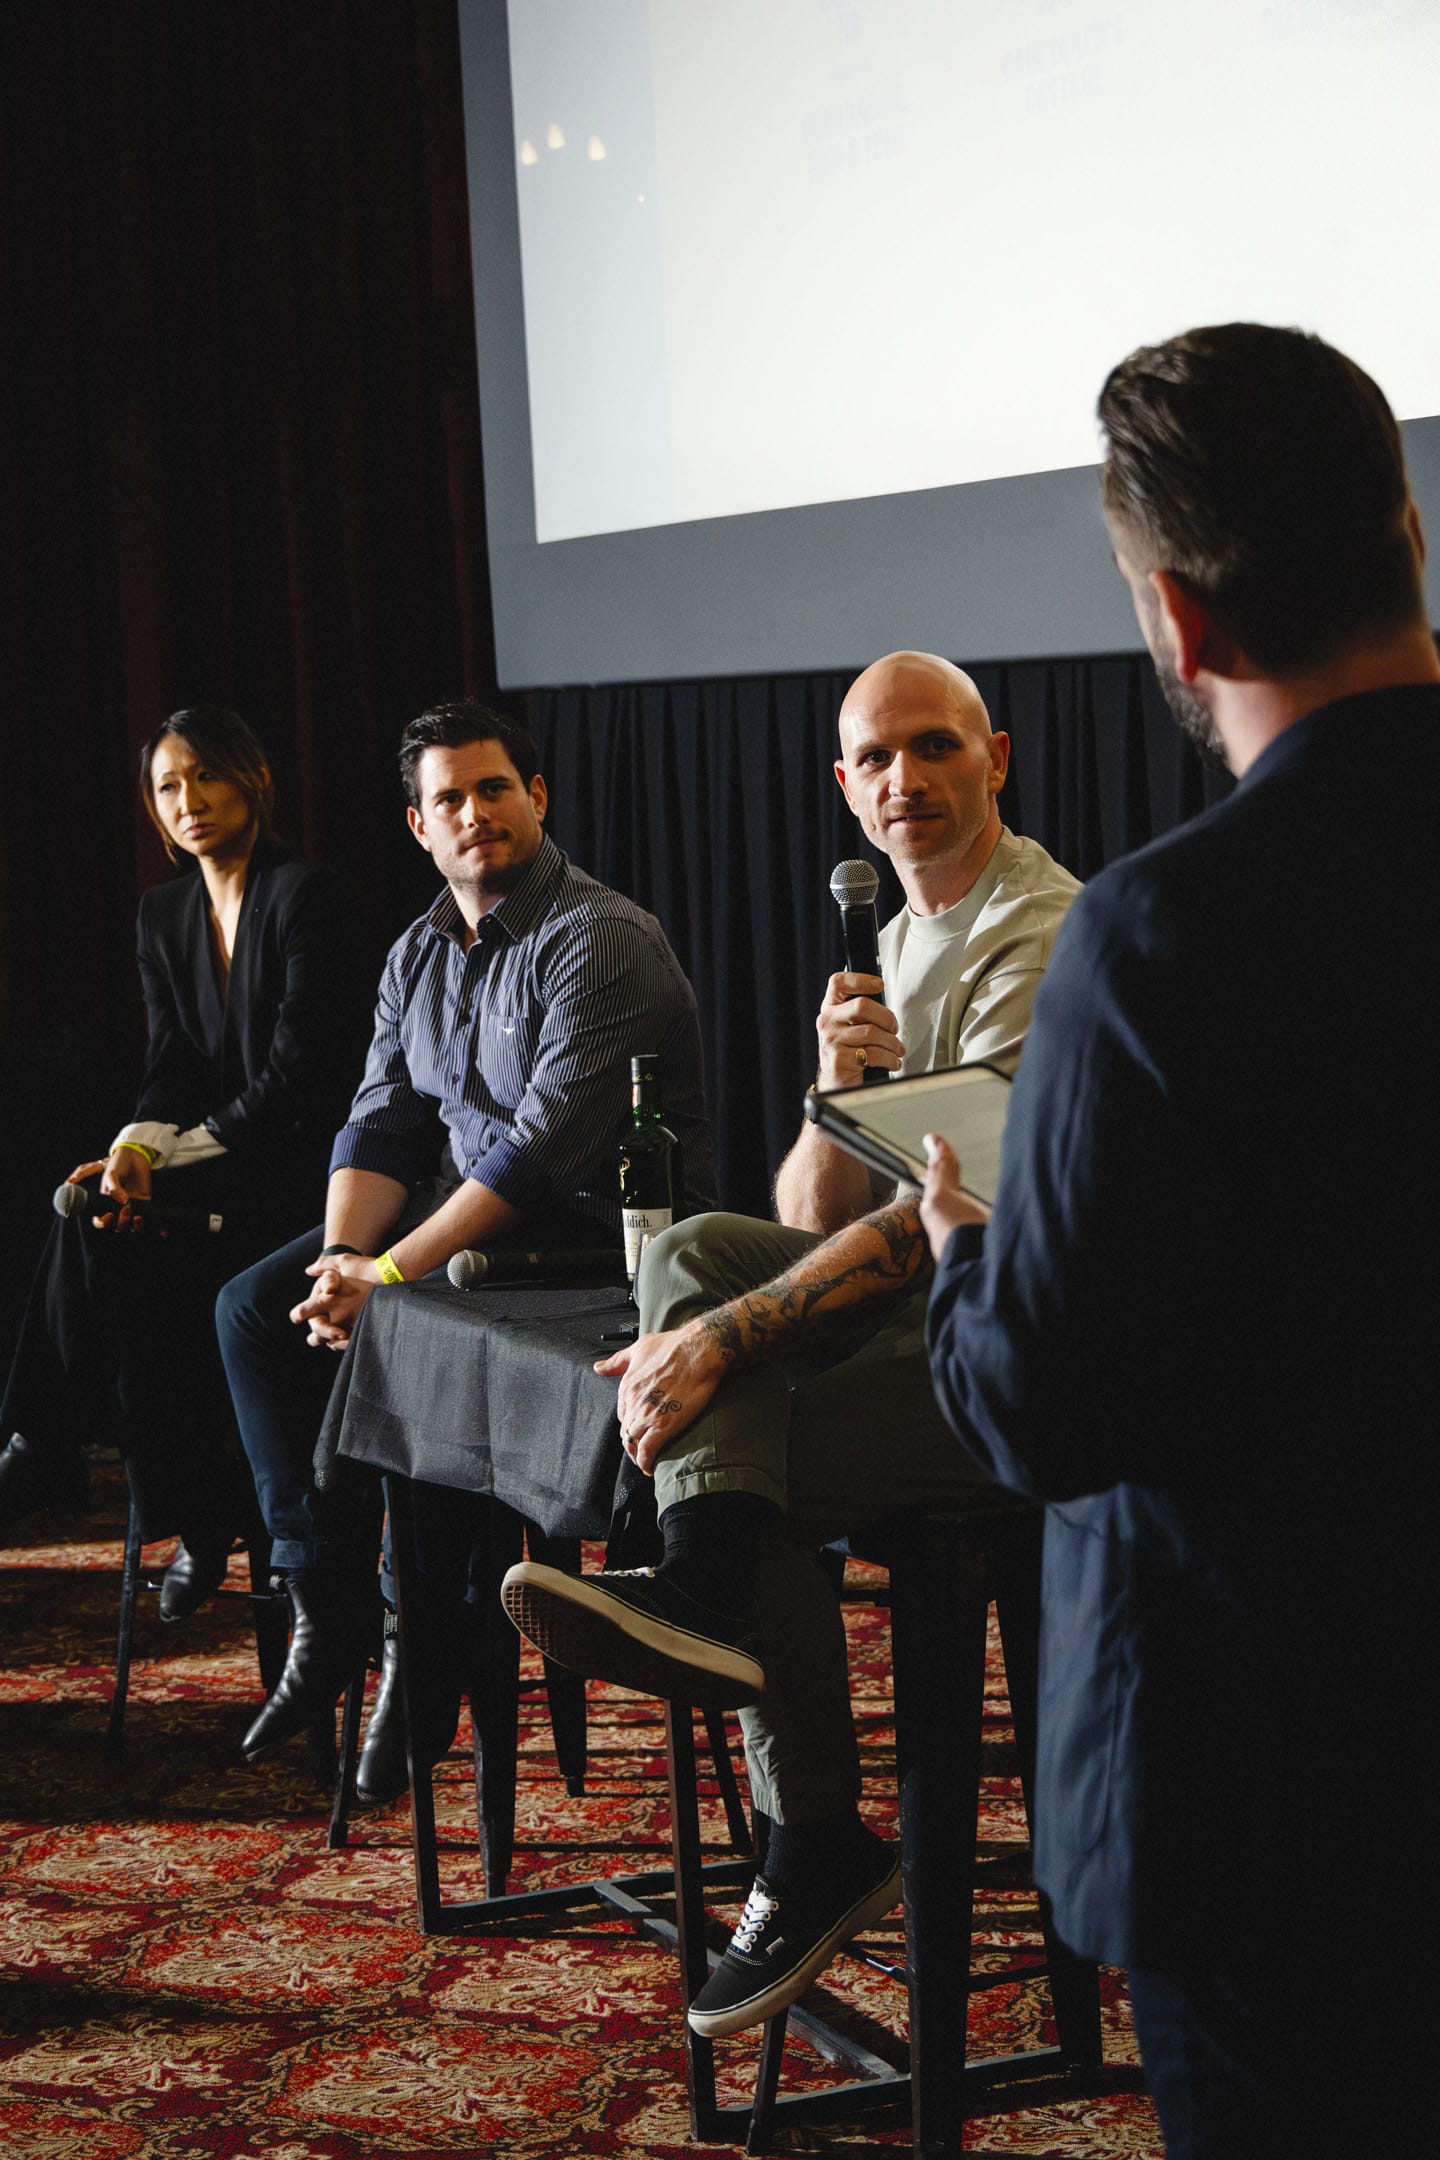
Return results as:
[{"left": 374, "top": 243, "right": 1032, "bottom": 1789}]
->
[{"left": 803, "top": 1061, "right": 1012, "bottom": 1205}]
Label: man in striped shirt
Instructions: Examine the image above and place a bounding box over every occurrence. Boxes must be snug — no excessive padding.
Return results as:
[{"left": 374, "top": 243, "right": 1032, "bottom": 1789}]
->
[{"left": 217, "top": 699, "right": 713, "bottom": 1783}]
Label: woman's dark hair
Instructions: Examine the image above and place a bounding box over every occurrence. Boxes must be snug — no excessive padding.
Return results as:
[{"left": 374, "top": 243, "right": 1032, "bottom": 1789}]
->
[
  {"left": 139, "top": 706, "right": 278, "bottom": 860},
  {"left": 397, "top": 698, "right": 540, "bottom": 807}
]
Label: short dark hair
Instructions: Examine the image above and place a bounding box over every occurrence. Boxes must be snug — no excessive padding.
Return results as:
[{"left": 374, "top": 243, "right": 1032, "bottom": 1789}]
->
[
  {"left": 139, "top": 705, "right": 277, "bottom": 859},
  {"left": 1099, "top": 323, "right": 1422, "bottom": 675},
  {"left": 397, "top": 698, "right": 541, "bottom": 807}
]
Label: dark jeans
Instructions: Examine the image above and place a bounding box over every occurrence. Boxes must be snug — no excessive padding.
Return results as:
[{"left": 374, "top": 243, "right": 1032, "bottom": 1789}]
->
[
  {"left": 1129, "top": 1957, "right": 1420, "bottom": 2158},
  {"left": 215, "top": 1224, "right": 346, "bottom": 1574}
]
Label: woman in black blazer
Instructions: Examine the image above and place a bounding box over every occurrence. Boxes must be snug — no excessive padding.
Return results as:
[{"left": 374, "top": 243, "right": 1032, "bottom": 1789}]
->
[{"left": 0, "top": 707, "right": 369, "bottom": 1618}]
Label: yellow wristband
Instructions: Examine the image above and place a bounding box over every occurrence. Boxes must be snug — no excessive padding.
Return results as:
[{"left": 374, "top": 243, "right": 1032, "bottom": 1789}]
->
[
  {"left": 111, "top": 1140, "right": 160, "bottom": 1166},
  {"left": 375, "top": 1249, "right": 406, "bottom": 1285}
]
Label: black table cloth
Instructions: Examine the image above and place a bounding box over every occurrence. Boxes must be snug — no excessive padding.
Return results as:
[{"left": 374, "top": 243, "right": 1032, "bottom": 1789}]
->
[{"left": 314, "top": 1277, "right": 639, "bottom": 1540}]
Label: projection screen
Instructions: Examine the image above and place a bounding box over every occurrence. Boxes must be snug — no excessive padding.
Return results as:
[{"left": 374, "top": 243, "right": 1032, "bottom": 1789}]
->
[{"left": 460, "top": 0, "right": 1440, "bottom": 688}]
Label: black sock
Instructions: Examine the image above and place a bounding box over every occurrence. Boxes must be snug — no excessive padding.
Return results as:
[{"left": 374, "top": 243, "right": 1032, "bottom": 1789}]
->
[
  {"left": 658, "top": 1492, "right": 780, "bottom": 1619},
  {"left": 762, "top": 1808, "right": 887, "bottom": 1894}
]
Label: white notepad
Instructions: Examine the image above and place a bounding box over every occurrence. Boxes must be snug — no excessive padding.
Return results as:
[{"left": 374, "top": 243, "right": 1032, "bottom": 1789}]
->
[{"left": 803, "top": 1062, "right": 1012, "bottom": 1206}]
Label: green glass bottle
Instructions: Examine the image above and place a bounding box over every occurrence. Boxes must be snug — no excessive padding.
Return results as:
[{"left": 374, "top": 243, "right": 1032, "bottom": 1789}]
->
[{"left": 618, "top": 1053, "right": 677, "bottom": 1288}]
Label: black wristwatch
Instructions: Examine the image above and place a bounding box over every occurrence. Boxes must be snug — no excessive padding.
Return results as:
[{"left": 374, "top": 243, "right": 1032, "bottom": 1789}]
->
[{"left": 318, "top": 1243, "right": 361, "bottom": 1259}]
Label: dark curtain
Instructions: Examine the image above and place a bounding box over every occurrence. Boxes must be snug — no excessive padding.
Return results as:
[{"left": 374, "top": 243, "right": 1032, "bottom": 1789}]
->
[
  {"left": 0, "top": 1, "right": 1227, "bottom": 1356},
  {"left": 0, "top": 0, "right": 492, "bottom": 1061},
  {"left": 531, "top": 663, "right": 1228, "bottom": 1217}
]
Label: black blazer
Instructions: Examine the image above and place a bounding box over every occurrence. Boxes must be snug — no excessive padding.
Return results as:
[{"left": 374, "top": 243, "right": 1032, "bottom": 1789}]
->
[
  {"left": 133, "top": 839, "right": 370, "bottom": 1191},
  {"left": 927, "top": 686, "right": 1437, "bottom": 1968}
]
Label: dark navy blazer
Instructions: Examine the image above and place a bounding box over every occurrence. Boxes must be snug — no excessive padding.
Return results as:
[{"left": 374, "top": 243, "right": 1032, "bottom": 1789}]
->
[{"left": 927, "top": 686, "right": 1437, "bottom": 1967}]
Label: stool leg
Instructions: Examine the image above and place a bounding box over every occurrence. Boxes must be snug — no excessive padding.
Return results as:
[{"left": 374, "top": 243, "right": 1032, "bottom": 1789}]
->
[
  {"left": 387, "top": 1474, "right": 449, "bottom": 1930},
  {"left": 302, "top": 1704, "right": 338, "bottom": 1792},
  {"left": 701, "top": 1708, "right": 754, "bottom": 1854},
  {"left": 889, "top": 1519, "right": 992, "bottom": 2157},
  {"left": 993, "top": 1523, "right": 1102, "bottom": 2069},
  {"left": 105, "top": 1496, "right": 145, "bottom": 1760},
  {"left": 541, "top": 1663, "right": 587, "bottom": 1796},
  {"left": 470, "top": 1500, "right": 525, "bottom": 1896},
  {"left": 666, "top": 1703, "right": 723, "bottom": 2143},
  {"left": 747, "top": 2008, "right": 788, "bottom": 2156},
  {"left": 525, "top": 1528, "right": 588, "bottom": 1796},
  {"left": 328, "top": 1663, "right": 368, "bottom": 1851},
  {"left": 246, "top": 1534, "right": 288, "bottom": 1699}
]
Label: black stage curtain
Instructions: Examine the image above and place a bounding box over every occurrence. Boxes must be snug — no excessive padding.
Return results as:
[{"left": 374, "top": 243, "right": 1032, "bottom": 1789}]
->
[
  {"left": 531, "top": 666, "right": 1228, "bottom": 1217},
  {"left": 0, "top": 0, "right": 493, "bottom": 1059},
  {"left": 0, "top": 1, "right": 1228, "bottom": 1342}
]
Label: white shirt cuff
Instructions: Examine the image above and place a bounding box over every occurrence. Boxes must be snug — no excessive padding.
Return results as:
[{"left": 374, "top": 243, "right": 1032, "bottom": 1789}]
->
[{"left": 112, "top": 1120, "right": 228, "bottom": 1168}]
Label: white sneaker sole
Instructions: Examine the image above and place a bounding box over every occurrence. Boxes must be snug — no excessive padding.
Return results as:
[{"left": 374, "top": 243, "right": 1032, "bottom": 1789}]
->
[
  {"left": 687, "top": 1854, "right": 904, "bottom": 2037},
  {"left": 501, "top": 1561, "right": 765, "bottom": 1708}
]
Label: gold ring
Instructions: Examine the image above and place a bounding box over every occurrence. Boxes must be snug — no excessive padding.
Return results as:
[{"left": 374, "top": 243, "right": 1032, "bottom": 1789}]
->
[{"left": 855, "top": 1046, "right": 868, "bottom": 1069}]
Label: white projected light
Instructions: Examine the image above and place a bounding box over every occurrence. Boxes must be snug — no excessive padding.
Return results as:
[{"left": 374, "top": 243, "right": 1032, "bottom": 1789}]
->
[{"left": 508, "top": 0, "right": 1440, "bottom": 545}]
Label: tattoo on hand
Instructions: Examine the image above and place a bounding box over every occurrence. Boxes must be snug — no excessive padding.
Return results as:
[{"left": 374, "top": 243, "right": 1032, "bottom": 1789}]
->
[{"left": 646, "top": 1388, "right": 682, "bottom": 1416}]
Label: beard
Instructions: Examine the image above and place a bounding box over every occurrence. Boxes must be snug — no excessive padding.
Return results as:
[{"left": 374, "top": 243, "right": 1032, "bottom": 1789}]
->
[{"left": 1153, "top": 658, "right": 1230, "bottom": 772}]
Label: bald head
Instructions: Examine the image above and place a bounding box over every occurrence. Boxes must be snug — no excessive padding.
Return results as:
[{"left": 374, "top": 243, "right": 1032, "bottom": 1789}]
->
[
  {"left": 835, "top": 650, "right": 1009, "bottom": 913},
  {"left": 839, "top": 651, "right": 992, "bottom": 746}
]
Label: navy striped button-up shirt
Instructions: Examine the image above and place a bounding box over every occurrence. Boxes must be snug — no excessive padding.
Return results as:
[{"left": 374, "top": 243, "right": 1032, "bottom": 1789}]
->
[{"left": 330, "top": 835, "right": 714, "bottom": 1233}]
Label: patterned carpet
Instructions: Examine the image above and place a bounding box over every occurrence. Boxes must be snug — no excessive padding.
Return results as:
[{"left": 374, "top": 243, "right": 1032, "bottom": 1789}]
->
[{"left": 1, "top": 1464, "right": 1160, "bottom": 2156}]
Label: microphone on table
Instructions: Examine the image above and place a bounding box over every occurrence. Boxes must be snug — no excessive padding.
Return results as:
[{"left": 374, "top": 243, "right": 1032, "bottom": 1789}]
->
[
  {"left": 54, "top": 1179, "right": 223, "bottom": 1235},
  {"left": 829, "top": 858, "right": 888, "bottom": 1086},
  {"left": 447, "top": 1247, "right": 626, "bottom": 1291}
]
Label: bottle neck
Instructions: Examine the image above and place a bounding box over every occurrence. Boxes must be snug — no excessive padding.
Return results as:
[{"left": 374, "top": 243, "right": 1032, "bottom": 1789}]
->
[{"left": 631, "top": 1067, "right": 663, "bottom": 1121}]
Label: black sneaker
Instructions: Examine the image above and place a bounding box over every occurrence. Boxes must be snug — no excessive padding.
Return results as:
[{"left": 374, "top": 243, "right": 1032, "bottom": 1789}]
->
[
  {"left": 687, "top": 1843, "right": 903, "bottom": 2037},
  {"left": 500, "top": 1561, "right": 765, "bottom": 1707}
]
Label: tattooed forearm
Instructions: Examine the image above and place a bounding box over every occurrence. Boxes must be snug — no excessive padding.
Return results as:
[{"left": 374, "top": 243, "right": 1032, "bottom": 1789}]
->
[{"left": 698, "top": 1199, "right": 930, "bottom": 1370}]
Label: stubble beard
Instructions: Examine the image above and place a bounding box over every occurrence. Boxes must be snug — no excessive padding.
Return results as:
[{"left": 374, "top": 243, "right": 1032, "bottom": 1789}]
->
[
  {"left": 1153, "top": 659, "right": 1230, "bottom": 772},
  {"left": 442, "top": 837, "right": 516, "bottom": 908}
]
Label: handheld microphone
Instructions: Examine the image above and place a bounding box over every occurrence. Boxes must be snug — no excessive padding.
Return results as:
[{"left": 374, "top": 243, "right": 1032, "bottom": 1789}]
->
[
  {"left": 54, "top": 1180, "right": 223, "bottom": 1235},
  {"left": 828, "top": 859, "right": 888, "bottom": 1086},
  {"left": 447, "top": 1247, "right": 626, "bottom": 1291}
]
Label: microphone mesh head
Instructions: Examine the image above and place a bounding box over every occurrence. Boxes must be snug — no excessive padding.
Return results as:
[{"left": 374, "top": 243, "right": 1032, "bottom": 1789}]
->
[
  {"left": 447, "top": 1249, "right": 489, "bottom": 1289},
  {"left": 829, "top": 858, "right": 879, "bottom": 909},
  {"left": 53, "top": 1182, "right": 87, "bottom": 1219}
]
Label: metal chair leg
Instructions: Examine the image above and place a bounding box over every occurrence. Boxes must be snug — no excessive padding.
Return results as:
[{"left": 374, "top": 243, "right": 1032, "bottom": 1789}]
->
[{"left": 105, "top": 1496, "right": 145, "bottom": 1760}]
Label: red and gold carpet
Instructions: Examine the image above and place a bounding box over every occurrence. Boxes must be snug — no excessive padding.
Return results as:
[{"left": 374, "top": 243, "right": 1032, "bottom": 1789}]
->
[{"left": 1, "top": 1466, "right": 1160, "bottom": 2156}]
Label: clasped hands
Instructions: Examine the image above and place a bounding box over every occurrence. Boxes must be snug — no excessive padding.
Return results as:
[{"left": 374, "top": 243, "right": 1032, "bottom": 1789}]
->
[{"left": 290, "top": 1251, "right": 383, "bottom": 1351}]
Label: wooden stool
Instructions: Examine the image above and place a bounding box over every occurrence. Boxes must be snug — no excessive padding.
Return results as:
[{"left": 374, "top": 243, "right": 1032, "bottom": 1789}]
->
[
  {"left": 334, "top": 1472, "right": 755, "bottom": 1936},
  {"left": 668, "top": 1505, "right": 1103, "bottom": 2156},
  {"left": 327, "top": 1486, "right": 591, "bottom": 1905}
]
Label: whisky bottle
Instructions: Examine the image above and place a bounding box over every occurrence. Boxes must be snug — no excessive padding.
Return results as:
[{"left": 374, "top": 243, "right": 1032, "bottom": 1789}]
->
[{"left": 618, "top": 1053, "right": 677, "bottom": 1288}]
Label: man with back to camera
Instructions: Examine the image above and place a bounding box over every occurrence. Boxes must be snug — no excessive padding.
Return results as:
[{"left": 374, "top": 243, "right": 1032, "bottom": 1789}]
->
[
  {"left": 216, "top": 698, "right": 714, "bottom": 1797},
  {"left": 919, "top": 324, "right": 1436, "bottom": 2155},
  {"left": 504, "top": 650, "right": 1081, "bottom": 2036}
]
